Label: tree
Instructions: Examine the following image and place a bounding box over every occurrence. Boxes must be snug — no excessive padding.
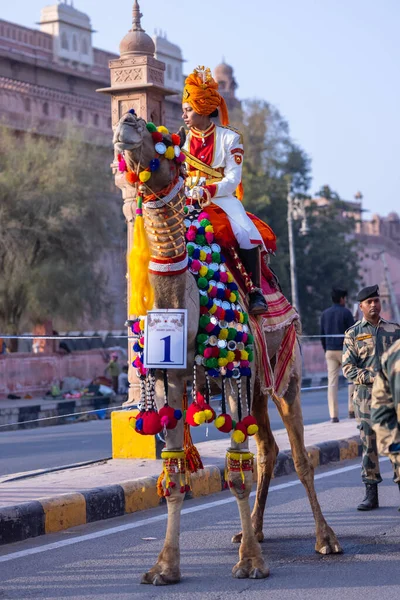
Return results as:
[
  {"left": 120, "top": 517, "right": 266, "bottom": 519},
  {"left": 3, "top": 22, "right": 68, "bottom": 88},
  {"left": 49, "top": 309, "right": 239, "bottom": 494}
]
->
[
  {"left": 0, "top": 126, "right": 121, "bottom": 340},
  {"left": 231, "top": 101, "right": 361, "bottom": 333}
]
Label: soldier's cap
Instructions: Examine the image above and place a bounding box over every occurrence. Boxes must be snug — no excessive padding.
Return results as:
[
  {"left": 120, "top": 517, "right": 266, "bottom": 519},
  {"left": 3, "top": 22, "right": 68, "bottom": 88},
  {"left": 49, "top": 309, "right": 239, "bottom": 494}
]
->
[{"left": 357, "top": 284, "right": 380, "bottom": 303}]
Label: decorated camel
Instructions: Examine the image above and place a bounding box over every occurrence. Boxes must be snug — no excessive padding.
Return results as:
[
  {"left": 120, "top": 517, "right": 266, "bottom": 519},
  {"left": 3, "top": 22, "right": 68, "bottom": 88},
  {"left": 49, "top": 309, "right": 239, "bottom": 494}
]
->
[{"left": 113, "top": 110, "right": 341, "bottom": 586}]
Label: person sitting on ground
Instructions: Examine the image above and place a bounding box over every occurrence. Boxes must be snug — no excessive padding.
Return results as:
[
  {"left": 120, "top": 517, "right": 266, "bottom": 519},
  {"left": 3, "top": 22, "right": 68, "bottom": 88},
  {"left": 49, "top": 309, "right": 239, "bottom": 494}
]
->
[
  {"left": 320, "top": 287, "right": 355, "bottom": 423},
  {"left": 105, "top": 352, "right": 120, "bottom": 395}
]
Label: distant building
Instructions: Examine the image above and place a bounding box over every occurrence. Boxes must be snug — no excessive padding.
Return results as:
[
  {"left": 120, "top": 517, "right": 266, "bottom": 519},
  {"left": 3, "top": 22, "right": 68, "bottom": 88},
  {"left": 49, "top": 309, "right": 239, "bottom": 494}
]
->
[
  {"left": 214, "top": 61, "right": 241, "bottom": 114},
  {"left": 153, "top": 30, "right": 184, "bottom": 132}
]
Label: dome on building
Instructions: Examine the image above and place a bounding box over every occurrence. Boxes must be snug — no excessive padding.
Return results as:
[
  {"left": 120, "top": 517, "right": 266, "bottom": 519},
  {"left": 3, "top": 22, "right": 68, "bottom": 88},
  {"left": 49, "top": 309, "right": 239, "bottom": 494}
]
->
[
  {"left": 214, "top": 61, "right": 233, "bottom": 78},
  {"left": 119, "top": 1, "right": 155, "bottom": 57},
  {"left": 387, "top": 211, "right": 400, "bottom": 221}
]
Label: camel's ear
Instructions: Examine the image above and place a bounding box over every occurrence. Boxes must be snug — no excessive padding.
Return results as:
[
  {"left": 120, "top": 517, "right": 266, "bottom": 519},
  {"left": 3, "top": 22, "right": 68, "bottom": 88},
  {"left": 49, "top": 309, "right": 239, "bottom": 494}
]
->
[{"left": 178, "top": 126, "right": 186, "bottom": 148}]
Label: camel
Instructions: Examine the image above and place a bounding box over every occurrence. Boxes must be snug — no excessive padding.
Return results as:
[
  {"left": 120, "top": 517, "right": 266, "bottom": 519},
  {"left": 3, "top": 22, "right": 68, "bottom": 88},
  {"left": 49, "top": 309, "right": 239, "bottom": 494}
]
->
[{"left": 113, "top": 111, "right": 342, "bottom": 585}]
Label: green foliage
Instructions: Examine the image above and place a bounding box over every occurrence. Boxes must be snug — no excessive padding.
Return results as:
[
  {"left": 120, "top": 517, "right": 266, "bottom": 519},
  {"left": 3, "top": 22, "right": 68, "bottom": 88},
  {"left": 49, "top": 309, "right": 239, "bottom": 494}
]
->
[
  {"left": 0, "top": 126, "right": 120, "bottom": 335},
  {"left": 231, "top": 101, "right": 361, "bottom": 333}
]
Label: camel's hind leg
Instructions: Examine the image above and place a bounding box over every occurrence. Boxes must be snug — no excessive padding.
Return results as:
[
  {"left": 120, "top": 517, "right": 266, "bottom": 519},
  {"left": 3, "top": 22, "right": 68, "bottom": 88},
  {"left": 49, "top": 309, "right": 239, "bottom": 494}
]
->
[
  {"left": 232, "top": 378, "right": 278, "bottom": 544},
  {"left": 274, "top": 343, "right": 342, "bottom": 555}
]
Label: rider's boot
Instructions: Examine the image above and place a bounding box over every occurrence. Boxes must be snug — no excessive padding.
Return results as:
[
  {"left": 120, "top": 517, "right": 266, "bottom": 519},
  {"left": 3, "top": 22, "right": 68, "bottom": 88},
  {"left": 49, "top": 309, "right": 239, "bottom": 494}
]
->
[
  {"left": 357, "top": 483, "right": 379, "bottom": 511},
  {"left": 238, "top": 247, "right": 268, "bottom": 316}
]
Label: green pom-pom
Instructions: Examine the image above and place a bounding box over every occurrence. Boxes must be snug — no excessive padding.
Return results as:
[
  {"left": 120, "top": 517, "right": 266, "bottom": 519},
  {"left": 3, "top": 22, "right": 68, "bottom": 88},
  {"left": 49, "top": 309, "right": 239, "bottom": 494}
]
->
[
  {"left": 206, "top": 358, "right": 218, "bottom": 368},
  {"left": 227, "top": 327, "right": 237, "bottom": 340},
  {"left": 184, "top": 206, "right": 188, "bottom": 214},
  {"left": 205, "top": 269, "right": 215, "bottom": 280},
  {"left": 198, "top": 344, "right": 206, "bottom": 356},
  {"left": 219, "top": 348, "right": 228, "bottom": 358},
  {"left": 187, "top": 244, "right": 195, "bottom": 256},
  {"left": 233, "top": 291, "right": 239, "bottom": 301},
  {"left": 199, "top": 315, "right": 211, "bottom": 329},
  {"left": 200, "top": 219, "right": 210, "bottom": 227},
  {"left": 200, "top": 295, "right": 208, "bottom": 306},
  {"left": 146, "top": 122, "right": 157, "bottom": 132},
  {"left": 243, "top": 313, "right": 249, "bottom": 324},
  {"left": 247, "top": 334, "right": 254, "bottom": 344},
  {"left": 248, "top": 352, "right": 254, "bottom": 362},
  {"left": 195, "top": 235, "right": 206, "bottom": 245},
  {"left": 197, "top": 333, "right": 208, "bottom": 344},
  {"left": 197, "top": 277, "right": 208, "bottom": 289},
  {"left": 232, "top": 420, "right": 237, "bottom": 429},
  {"left": 212, "top": 252, "right": 220, "bottom": 263}
]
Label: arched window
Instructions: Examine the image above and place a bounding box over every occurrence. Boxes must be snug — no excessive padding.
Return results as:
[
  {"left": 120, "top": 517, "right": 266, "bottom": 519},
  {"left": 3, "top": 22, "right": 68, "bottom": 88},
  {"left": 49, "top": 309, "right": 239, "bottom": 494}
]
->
[
  {"left": 43, "top": 102, "right": 49, "bottom": 116},
  {"left": 72, "top": 35, "right": 78, "bottom": 51},
  {"left": 60, "top": 106, "right": 66, "bottom": 119},
  {"left": 93, "top": 114, "right": 99, "bottom": 126},
  {"left": 77, "top": 110, "right": 83, "bottom": 123},
  {"left": 81, "top": 38, "right": 89, "bottom": 55},
  {"left": 24, "top": 97, "right": 31, "bottom": 112},
  {"left": 61, "top": 32, "right": 69, "bottom": 50}
]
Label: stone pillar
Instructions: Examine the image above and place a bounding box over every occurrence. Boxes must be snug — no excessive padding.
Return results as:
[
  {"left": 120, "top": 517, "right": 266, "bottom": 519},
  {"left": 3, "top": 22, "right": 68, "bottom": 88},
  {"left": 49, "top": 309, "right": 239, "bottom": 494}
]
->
[{"left": 97, "top": 1, "right": 175, "bottom": 404}]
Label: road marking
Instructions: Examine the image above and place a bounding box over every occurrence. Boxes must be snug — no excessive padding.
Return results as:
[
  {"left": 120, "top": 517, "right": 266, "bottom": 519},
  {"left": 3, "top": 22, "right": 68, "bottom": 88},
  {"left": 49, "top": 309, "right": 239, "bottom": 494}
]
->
[{"left": 0, "top": 460, "right": 387, "bottom": 564}]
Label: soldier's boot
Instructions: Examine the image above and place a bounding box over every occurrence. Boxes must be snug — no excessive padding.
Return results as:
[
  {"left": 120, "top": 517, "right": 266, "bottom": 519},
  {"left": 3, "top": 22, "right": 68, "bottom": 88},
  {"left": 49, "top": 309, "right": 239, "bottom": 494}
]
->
[
  {"left": 357, "top": 483, "right": 379, "bottom": 511},
  {"left": 238, "top": 248, "right": 268, "bottom": 316}
]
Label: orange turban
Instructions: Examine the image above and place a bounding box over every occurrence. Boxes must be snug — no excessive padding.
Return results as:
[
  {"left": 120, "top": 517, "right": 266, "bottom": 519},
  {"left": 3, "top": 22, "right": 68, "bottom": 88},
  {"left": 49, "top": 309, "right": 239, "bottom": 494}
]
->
[{"left": 182, "top": 66, "right": 229, "bottom": 126}]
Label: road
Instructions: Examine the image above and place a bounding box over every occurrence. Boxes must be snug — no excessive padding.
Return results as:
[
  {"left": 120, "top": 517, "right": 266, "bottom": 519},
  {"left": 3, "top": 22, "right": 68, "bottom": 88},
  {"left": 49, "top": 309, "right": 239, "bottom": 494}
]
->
[
  {"left": 0, "top": 387, "right": 350, "bottom": 477},
  {"left": 0, "top": 458, "right": 399, "bottom": 599}
]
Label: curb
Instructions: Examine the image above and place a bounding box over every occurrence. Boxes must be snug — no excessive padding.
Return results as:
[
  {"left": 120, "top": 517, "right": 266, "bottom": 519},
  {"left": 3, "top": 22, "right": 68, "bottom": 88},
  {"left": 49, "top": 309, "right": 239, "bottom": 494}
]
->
[
  {"left": 0, "top": 395, "right": 120, "bottom": 432},
  {"left": 0, "top": 435, "right": 362, "bottom": 546}
]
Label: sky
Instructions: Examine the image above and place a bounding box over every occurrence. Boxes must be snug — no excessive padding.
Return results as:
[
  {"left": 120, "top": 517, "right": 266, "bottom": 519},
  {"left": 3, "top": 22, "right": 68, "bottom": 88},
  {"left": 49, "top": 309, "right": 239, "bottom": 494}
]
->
[{"left": 3, "top": 0, "right": 400, "bottom": 217}]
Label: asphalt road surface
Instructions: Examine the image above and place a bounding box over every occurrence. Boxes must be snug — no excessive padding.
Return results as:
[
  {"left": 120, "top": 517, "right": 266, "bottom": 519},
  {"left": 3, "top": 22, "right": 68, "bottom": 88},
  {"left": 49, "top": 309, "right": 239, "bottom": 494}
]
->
[
  {"left": 0, "top": 387, "right": 350, "bottom": 477},
  {"left": 0, "top": 458, "right": 399, "bottom": 599}
]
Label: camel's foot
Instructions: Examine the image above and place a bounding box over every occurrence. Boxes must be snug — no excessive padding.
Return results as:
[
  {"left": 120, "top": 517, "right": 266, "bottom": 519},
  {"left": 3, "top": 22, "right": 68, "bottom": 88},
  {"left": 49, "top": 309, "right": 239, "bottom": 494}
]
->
[
  {"left": 232, "top": 555, "right": 269, "bottom": 579},
  {"left": 232, "top": 530, "right": 264, "bottom": 544},
  {"left": 141, "top": 563, "right": 181, "bottom": 586},
  {"left": 315, "top": 523, "right": 343, "bottom": 555}
]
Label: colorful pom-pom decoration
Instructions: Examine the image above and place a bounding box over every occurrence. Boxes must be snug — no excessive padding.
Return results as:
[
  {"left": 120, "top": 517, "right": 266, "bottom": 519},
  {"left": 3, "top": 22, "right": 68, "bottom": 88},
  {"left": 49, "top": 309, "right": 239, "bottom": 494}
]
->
[
  {"left": 214, "top": 413, "right": 234, "bottom": 433},
  {"left": 126, "top": 171, "right": 139, "bottom": 184},
  {"left": 155, "top": 142, "right": 167, "bottom": 155},
  {"left": 139, "top": 170, "right": 151, "bottom": 183},
  {"left": 146, "top": 122, "right": 157, "bottom": 132},
  {"left": 165, "top": 146, "right": 175, "bottom": 160},
  {"left": 157, "top": 125, "right": 169, "bottom": 134},
  {"left": 241, "top": 415, "right": 259, "bottom": 436},
  {"left": 171, "top": 133, "right": 181, "bottom": 146}
]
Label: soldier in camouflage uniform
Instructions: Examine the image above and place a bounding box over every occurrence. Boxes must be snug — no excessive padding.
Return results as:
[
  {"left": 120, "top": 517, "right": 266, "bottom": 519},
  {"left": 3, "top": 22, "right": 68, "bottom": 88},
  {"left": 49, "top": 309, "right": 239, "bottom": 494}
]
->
[
  {"left": 342, "top": 285, "right": 400, "bottom": 510},
  {"left": 372, "top": 338, "right": 400, "bottom": 510}
]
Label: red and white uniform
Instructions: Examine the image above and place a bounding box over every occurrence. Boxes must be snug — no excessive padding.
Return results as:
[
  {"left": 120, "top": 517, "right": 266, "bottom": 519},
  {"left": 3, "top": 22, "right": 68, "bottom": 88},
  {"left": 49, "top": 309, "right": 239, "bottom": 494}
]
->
[{"left": 184, "top": 123, "right": 263, "bottom": 249}]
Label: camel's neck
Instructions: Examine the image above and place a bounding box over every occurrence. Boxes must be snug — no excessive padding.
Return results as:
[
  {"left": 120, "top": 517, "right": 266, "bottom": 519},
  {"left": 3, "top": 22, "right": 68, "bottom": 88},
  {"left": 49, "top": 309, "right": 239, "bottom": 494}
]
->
[{"left": 143, "top": 190, "right": 188, "bottom": 308}]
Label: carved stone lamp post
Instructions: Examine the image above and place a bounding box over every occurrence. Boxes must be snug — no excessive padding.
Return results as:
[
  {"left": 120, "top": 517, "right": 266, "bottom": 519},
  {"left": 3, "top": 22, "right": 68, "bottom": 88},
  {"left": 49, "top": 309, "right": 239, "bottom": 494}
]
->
[{"left": 97, "top": 1, "right": 175, "bottom": 403}]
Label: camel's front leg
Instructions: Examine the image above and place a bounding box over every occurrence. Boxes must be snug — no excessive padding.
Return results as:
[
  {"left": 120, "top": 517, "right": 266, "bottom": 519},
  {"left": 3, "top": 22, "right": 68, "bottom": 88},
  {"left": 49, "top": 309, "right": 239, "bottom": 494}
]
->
[
  {"left": 227, "top": 450, "right": 270, "bottom": 579},
  {"left": 141, "top": 377, "right": 186, "bottom": 585}
]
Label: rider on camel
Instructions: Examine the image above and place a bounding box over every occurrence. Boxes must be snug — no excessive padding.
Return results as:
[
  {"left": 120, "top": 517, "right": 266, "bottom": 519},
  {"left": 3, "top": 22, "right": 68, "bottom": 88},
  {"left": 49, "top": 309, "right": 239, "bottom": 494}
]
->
[{"left": 182, "top": 66, "right": 269, "bottom": 316}]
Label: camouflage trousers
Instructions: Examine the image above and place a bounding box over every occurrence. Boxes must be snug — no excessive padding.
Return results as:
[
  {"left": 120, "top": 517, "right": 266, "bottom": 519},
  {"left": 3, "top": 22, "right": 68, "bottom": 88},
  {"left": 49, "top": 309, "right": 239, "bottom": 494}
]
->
[
  {"left": 353, "top": 384, "right": 383, "bottom": 484},
  {"left": 388, "top": 453, "right": 400, "bottom": 484}
]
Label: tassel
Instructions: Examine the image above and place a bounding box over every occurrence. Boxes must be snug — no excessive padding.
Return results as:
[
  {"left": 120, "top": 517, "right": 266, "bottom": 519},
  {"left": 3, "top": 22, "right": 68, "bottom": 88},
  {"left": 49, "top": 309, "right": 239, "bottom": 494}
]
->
[
  {"left": 183, "top": 383, "right": 203, "bottom": 472},
  {"left": 128, "top": 194, "right": 154, "bottom": 316}
]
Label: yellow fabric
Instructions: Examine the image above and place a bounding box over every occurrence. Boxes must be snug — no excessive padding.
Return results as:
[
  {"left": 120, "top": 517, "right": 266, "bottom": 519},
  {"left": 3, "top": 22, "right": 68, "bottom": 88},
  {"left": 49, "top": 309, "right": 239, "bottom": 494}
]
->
[
  {"left": 128, "top": 202, "right": 154, "bottom": 316},
  {"left": 183, "top": 66, "right": 229, "bottom": 126}
]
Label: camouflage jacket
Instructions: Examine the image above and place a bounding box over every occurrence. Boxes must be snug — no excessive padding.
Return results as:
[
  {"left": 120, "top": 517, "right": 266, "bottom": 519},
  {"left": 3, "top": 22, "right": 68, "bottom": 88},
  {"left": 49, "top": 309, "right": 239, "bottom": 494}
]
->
[
  {"left": 371, "top": 339, "right": 400, "bottom": 455},
  {"left": 342, "top": 318, "right": 400, "bottom": 386}
]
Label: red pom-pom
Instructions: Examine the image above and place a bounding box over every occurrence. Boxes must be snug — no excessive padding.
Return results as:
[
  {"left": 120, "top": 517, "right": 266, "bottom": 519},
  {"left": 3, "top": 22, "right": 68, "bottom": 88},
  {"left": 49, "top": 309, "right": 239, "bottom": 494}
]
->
[
  {"left": 185, "top": 484, "right": 190, "bottom": 492},
  {"left": 228, "top": 480, "right": 234, "bottom": 488},
  {"left": 185, "top": 402, "right": 205, "bottom": 426},
  {"left": 164, "top": 488, "right": 171, "bottom": 497},
  {"left": 232, "top": 422, "right": 248, "bottom": 444},
  {"left": 151, "top": 131, "right": 163, "bottom": 143},
  {"left": 168, "top": 481, "right": 176, "bottom": 488},
  {"left": 241, "top": 415, "right": 259, "bottom": 436},
  {"left": 158, "top": 405, "right": 178, "bottom": 430},
  {"left": 126, "top": 171, "right": 139, "bottom": 184},
  {"left": 171, "top": 133, "right": 181, "bottom": 145},
  {"left": 141, "top": 411, "right": 162, "bottom": 435},
  {"left": 214, "top": 413, "right": 233, "bottom": 433},
  {"left": 180, "top": 485, "right": 185, "bottom": 493}
]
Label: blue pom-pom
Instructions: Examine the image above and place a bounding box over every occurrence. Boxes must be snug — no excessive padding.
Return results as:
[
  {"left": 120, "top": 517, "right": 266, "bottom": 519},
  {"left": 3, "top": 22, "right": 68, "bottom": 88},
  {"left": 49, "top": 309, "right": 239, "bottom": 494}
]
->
[
  {"left": 217, "top": 288, "right": 225, "bottom": 300},
  {"left": 212, "top": 325, "right": 221, "bottom": 336},
  {"left": 149, "top": 158, "right": 160, "bottom": 172},
  {"left": 240, "top": 367, "right": 252, "bottom": 377},
  {"left": 225, "top": 369, "right": 233, "bottom": 378},
  {"left": 228, "top": 282, "right": 238, "bottom": 291},
  {"left": 128, "top": 108, "right": 136, "bottom": 115},
  {"left": 133, "top": 343, "right": 141, "bottom": 352},
  {"left": 174, "top": 409, "right": 182, "bottom": 420},
  {"left": 197, "top": 226, "right": 205, "bottom": 235},
  {"left": 225, "top": 309, "right": 235, "bottom": 322},
  {"left": 236, "top": 331, "right": 243, "bottom": 342},
  {"left": 213, "top": 271, "right": 220, "bottom": 282},
  {"left": 208, "top": 368, "right": 220, "bottom": 377},
  {"left": 207, "top": 298, "right": 214, "bottom": 309},
  {"left": 135, "top": 417, "right": 143, "bottom": 431},
  {"left": 193, "top": 248, "right": 201, "bottom": 259}
]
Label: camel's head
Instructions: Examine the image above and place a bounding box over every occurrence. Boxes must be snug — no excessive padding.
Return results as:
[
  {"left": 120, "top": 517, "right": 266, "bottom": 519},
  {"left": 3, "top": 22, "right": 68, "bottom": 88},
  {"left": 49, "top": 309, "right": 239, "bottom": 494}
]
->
[{"left": 113, "top": 110, "right": 186, "bottom": 193}]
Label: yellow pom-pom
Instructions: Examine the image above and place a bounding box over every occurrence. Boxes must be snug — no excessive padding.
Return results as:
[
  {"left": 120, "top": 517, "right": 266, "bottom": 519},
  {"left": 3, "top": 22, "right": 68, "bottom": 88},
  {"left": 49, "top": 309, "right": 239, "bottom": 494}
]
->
[
  {"left": 232, "top": 429, "right": 246, "bottom": 444},
  {"left": 209, "top": 304, "right": 217, "bottom": 314},
  {"left": 165, "top": 146, "right": 175, "bottom": 160},
  {"left": 205, "top": 225, "right": 213, "bottom": 233},
  {"left": 157, "top": 125, "right": 169, "bottom": 134},
  {"left": 241, "top": 350, "right": 249, "bottom": 360},
  {"left": 229, "top": 292, "right": 236, "bottom": 303},
  {"left": 199, "top": 250, "right": 207, "bottom": 261},
  {"left": 129, "top": 417, "right": 137, "bottom": 429},
  {"left": 226, "top": 351, "right": 235, "bottom": 363},
  {"left": 215, "top": 415, "right": 225, "bottom": 429},
  {"left": 199, "top": 265, "right": 208, "bottom": 277},
  {"left": 218, "top": 358, "right": 228, "bottom": 367},
  {"left": 139, "top": 170, "right": 151, "bottom": 183},
  {"left": 193, "top": 410, "right": 206, "bottom": 425},
  {"left": 247, "top": 424, "right": 258, "bottom": 435},
  {"left": 139, "top": 319, "right": 145, "bottom": 330},
  {"left": 227, "top": 272, "right": 234, "bottom": 283},
  {"left": 219, "top": 328, "right": 228, "bottom": 340},
  {"left": 204, "top": 409, "right": 213, "bottom": 421},
  {"left": 138, "top": 339, "right": 144, "bottom": 348},
  {"left": 239, "top": 313, "right": 244, "bottom": 323}
]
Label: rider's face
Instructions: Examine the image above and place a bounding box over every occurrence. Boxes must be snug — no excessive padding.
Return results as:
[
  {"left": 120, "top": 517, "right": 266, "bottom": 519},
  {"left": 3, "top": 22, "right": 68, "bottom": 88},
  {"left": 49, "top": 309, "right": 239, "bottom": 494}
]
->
[{"left": 182, "top": 103, "right": 205, "bottom": 129}]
